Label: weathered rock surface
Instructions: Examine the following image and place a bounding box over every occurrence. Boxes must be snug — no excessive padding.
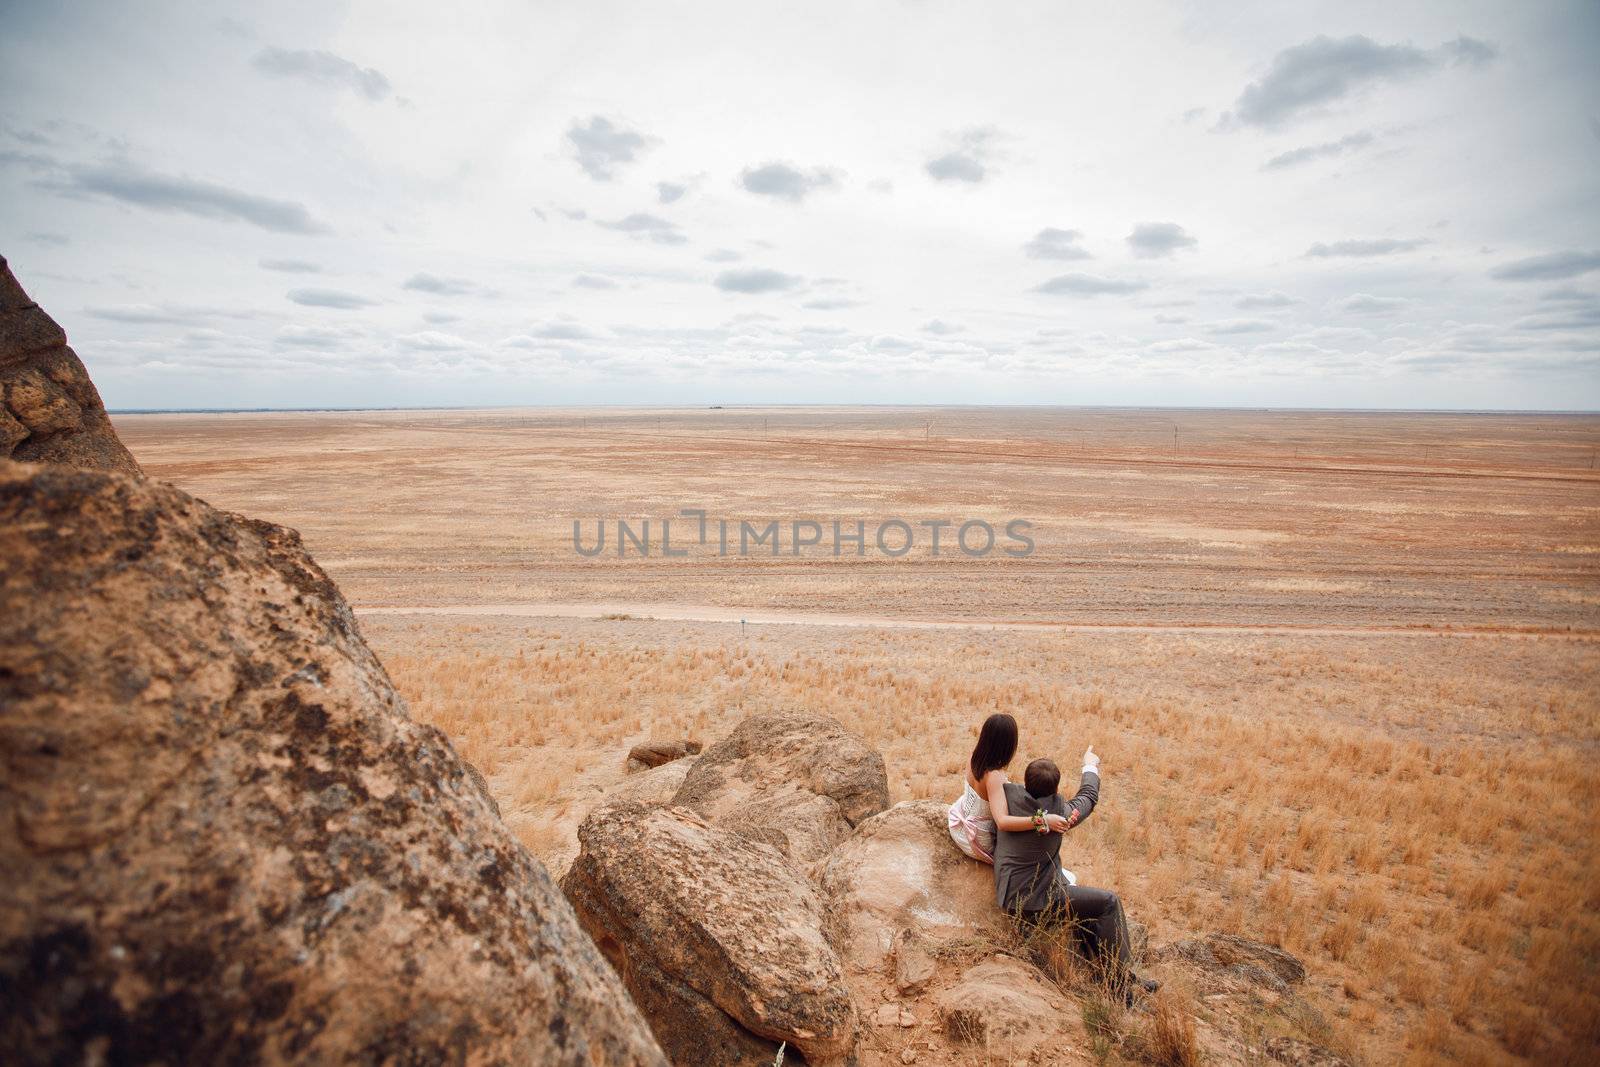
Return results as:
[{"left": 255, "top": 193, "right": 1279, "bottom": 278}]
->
[
  {"left": 673, "top": 712, "right": 890, "bottom": 865},
  {"left": 602, "top": 755, "right": 697, "bottom": 810},
  {"left": 820, "top": 800, "right": 1009, "bottom": 976},
  {"left": 934, "top": 956, "right": 1084, "bottom": 1058},
  {"left": 0, "top": 258, "right": 141, "bottom": 475},
  {"left": 0, "top": 462, "right": 666, "bottom": 1065},
  {"left": 626, "top": 737, "right": 702, "bottom": 773},
  {"left": 1162, "top": 933, "right": 1307, "bottom": 992},
  {"left": 561, "top": 801, "right": 855, "bottom": 1066},
  {"left": 820, "top": 800, "right": 1094, "bottom": 1065},
  {"left": 1265, "top": 1035, "right": 1354, "bottom": 1067}
]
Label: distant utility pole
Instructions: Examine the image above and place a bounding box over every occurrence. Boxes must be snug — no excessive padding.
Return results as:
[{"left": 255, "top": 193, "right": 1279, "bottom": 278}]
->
[
  {"left": 925, "top": 420, "right": 931, "bottom": 440},
  {"left": 1173, "top": 426, "right": 1179, "bottom": 454}
]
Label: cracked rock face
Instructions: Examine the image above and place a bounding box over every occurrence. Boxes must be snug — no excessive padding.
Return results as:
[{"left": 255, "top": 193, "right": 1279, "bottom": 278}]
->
[
  {"left": 0, "top": 463, "right": 666, "bottom": 1066},
  {"left": 672, "top": 712, "right": 891, "bottom": 866},
  {"left": 562, "top": 801, "right": 856, "bottom": 1066},
  {"left": 0, "top": 257, "right": 141, "bottom": 476}
]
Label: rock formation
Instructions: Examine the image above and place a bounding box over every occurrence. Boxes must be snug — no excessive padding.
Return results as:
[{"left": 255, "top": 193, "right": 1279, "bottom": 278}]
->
[
  {"left": 626, "top": 737, "right": 702, "bottom": 773},
  {"left": 0, "top": 462, "right": 666, "bottom": 1065},
  {"left": 0, "top": 257, "right": 141, "bottom": 475},
  {"left": 673, "top": 712, "right": 890, "bottom": 865},
  {"left": 561, "top": 802, "right": 854, "bottom": 1066}
]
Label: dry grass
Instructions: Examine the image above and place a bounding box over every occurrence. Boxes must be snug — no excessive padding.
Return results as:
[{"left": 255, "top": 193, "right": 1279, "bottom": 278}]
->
[
  {"left": 373, "top": 616, "right": 1600, "bottom": 1065},
  {"left": 120, "top": 406, "right": 1600, "bottom": 1065}
]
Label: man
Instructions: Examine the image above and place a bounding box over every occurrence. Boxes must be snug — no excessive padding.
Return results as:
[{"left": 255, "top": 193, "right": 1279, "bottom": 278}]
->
[{"left": 992, "top": 747, "right": 1159, "bottom": 1004}]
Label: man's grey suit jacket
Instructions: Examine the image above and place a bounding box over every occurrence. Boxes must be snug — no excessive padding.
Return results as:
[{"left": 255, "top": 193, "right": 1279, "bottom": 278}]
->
[{"left": 991, "top": 771, "right": 1099, "bottom": 915}]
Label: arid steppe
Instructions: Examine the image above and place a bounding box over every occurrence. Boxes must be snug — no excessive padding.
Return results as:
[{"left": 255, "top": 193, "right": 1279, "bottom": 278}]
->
[{"left": 118, "top": 406, "right": 1600, "bottom": 1065}]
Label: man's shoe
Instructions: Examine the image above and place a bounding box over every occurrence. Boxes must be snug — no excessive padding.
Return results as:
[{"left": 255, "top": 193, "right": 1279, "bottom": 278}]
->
[{"left": 1122, "top": 974, "right": 1161, "bottom": 1008}]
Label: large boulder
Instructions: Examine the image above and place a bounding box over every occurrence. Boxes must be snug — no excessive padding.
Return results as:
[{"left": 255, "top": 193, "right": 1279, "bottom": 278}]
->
[
  {"left": 821, "top": 801, "right": 1094, "bottom": 1066},
  {"left": 561, "top": 802, "right": 855, "bottom": 1066},
  {"left": 934, "top": 955, "right": 1088, "bottom": 1059},
  {"left": 626, "top": 738, "right": 702, "bottom": 773},
  {"left": 673, "top": 712, "right": 890, "bottom": 866},
  {"left": 1161, "top": 933, "right": 1306, "bottom": 993},
  {"left": 820, "top": 800, "right": 1009, "bottom": 976},
  {"left": 0, "top": 258, "right": 141, "bottom": 475},
  {"left": 0, "top": 462, "right": 666, "bottom": 1065}
]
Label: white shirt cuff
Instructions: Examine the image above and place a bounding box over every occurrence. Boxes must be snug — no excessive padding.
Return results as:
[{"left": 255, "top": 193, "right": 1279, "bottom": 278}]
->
[{"left": 1083, "top": 765, "right": 1099, "bottom": 776}]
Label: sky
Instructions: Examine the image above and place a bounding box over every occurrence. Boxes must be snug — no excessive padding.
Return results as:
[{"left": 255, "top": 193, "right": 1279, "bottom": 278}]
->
[{"left": 2, "top": 0, "right": 1598, "bottom": 411}]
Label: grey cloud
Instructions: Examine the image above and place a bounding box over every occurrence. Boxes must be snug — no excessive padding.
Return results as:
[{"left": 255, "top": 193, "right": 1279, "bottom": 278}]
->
[
  {"left": 1263, "top": 130, "right": 1375, "bottom": 170},
  {"left": 715, "top": 268, "right": 802, "bottom": 294},
  {"left": 572, "top": 273, "right": 618, "bottom": 289},
  {"left": 422, "top": 311, "right": 461, "bottom": 324},
  {"left": 1126, "top": 222, "right": 1197, "bottom": 259},
  {"left": 1228, "top": 34, "right": 1493, "bottom": 129},
  {"left": 1204, "top": 318, "right": 1276, "bottom": 335},
  {"left": 395, "top": 331, "right": 475, "bottom": 351},
  {"left": 740, "top": 162, "right": 838, "bottom": 202},
  {"left": 1148, "top": 338, "right": 1222, "bottom": 353},
  {"left": 1024, "top": 228, "right": 1091, "bottom": 260},
  {"left": 402, "top": 272, "right": 480, "bottom": 296},
  {"left": 1154, "top": 313, "right": 1189, "bottom": 324},
  {"left": 801, "top": 297, "right": 863, "bottom": 310},
  {"left": 85, "top": 304, "right": 193, "bottom": 324},
  {"left": 921, "top": 319, "right": 965, "bottom": 335},
  {"left": 63, "top": 161, "right": 326, "bottom": 233},
  {"left": 287, "top": 288, "right": 378, "bottom": 309},
  {"left": 275, "top": 324, "right": 364, "bottom": 351},
  {"left": 25, "top": 231, "right": 70, "bottom": 246},
  {"left": 527, "top": 321, "right": 595, "bottom": 340},
  {"left": 704, "top": 249, "right": 742, "bottom": 263},
  {"left": 925, "top": 152, "right": 984, "bottom": 183},
  {"left": 1337, "top": 293, "right": 1410, "bottom": 314},
  {"left": 1540, "top": 287, "right": 1596, "bottom": 303},
  {"left": 1441, "top": 36, "right": 1498, "bottom": 66},
  {"left": 656, "top": 181, "right": 687, "bottom": 204},
  {"left": 567, "top": 116, "right": 651, "bottom": 181},
  {"left": 1489, "top": 250, "right": 1600, "bottom": 282},
  {"left": 1235, "top": 291, "right": 1298, "bottom": 309},
  {"left": 1514, "top": 305, "right": 1600, "bottom": 331},
  {"left": 1306, "top": 237, "right": 1426, "bottom": 257},
  {"left": 252, "top": 47, "right": 391, "bottom": 100},
  {"left": 1035, "top": 273, "right": 1149, "bottom": 296},
  {"left": 926, "top": 126, "right": 999, "bottom": 183},
  {"left": 260, "top": 258, "right": 320, "bottom": 273},
  {"left": 597, "top": 212, "right": 687, "bottom": 245}
]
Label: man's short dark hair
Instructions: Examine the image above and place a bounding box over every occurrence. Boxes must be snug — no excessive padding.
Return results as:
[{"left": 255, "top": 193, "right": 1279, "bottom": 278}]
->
[{"left": 1024, "top": 758, "right": 1060, "bottom": 798}]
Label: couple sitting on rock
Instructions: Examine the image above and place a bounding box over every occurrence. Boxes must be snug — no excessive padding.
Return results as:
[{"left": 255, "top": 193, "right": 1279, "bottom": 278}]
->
[{"left": 947, "top": 712, "right": 1159, "bottom": 1004}]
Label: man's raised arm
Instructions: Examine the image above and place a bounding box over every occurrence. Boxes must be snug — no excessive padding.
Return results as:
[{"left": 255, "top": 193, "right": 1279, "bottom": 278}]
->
[{"left": 1063, "top": 746, "right": 1101, "bottom": 829}]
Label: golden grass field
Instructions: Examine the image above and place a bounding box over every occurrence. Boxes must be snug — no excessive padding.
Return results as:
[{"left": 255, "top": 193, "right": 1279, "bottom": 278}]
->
[{"left": 117, "top": 406, "right": 1600, "bottom": 1065}]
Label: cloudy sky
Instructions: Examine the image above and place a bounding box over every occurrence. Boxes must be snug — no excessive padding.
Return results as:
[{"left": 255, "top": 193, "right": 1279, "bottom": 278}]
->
[{"left": 3, "top": 0, "right": 1598, "bottom": 410}]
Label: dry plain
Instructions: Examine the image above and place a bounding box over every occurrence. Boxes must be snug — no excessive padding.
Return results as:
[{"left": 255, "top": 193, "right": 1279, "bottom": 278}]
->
[{"left": 117, "top": 406, "right": 1600, "bottom": 1065}]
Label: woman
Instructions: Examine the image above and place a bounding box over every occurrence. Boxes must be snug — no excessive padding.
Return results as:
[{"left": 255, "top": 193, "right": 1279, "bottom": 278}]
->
[{"left": 947, "top": 712, "right": 1070, "bottom": 863}]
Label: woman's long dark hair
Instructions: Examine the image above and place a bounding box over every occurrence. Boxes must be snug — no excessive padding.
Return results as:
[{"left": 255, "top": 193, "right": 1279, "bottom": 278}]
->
[{"left": 969, "top": 713, "right": 1019, "bottom": 780}]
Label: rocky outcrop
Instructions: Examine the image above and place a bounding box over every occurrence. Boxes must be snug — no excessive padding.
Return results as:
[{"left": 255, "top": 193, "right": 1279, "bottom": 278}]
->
[
  {"left": 601, "top": 756, "right": 697, "bottom": 810},
  {"left": 1163, "top": 932, "right": 1307, "bottom": 992},
  {"left": 626, "top": 738, "right": 702, "bottom": 773},
  {"left": 934, "top": 956, "right": 1087, "bottom": 1058},
  {"left": 0, "top": 462, "right": 666, "bottom": 1065},
  {"left": 0, "top": 258, "right": 140, "bottom": 475},
  {"left": 820, "top": 800, "right": 1009, "bottom": 976},
  {"left": 562, "top": 802, "right": 855, "bottom": 1066},
  {"left": 673, "top": 712, "right": 890, "bottom": 865}
]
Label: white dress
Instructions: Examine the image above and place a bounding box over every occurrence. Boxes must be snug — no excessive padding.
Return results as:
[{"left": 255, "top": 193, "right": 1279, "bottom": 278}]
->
[{"left": 947, "top": 779, "right": 996, "bottom": 862}]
